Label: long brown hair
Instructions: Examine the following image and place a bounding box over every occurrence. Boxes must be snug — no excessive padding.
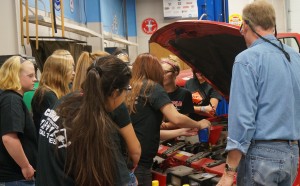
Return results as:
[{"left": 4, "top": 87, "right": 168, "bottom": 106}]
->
[
  {"left": 35, "top": 50, "right": 74, "bottom": 102},
  {"left": 56, "top": 55, "right": 131, "bottom": 186},
  {"left": 126, "top": 53, "right": 164, "bottom": 114},
  {"left": 72, "top": 51, "right": 109, "bottom": 91}
]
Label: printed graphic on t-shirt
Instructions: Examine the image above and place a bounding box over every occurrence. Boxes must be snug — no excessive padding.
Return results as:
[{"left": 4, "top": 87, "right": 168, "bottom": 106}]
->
[
  {"left": 171, "top": 100, "right": 183, "bottom": 111},
  {"left": 192, "top": 91, "right": 203, "bottom": 105},
  {"left": 53, "top": 128, "right": 70, "bottom": 148},
  {"left": 39, "top": 109, "right": 70, "bottom": 148}
]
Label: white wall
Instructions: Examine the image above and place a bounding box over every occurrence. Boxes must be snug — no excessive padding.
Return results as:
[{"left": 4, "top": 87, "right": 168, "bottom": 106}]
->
[
  {"left": 2, "top": 1, "right": 299, "bottom": 57},
  {"left": 128, "top": 36, "right": 138, "bottom": 63},
  {"left": 229, "top": 0, "right": 287, "bottom": 32},
  {"left": 135, "top": 0, "right": 296, "bottom": 54},
  {"left": 87, "top": 22, "right": 104, "bottom": 52},
  {"left": 289, "top": 0, "right": 300, "bottom": 33},
  {"left": 0, "top": 0, "right": 104, "bottom": 57},
  {"left": 267, "top": 0, "right": 286, "bottom": 32},
  {"left": 136, "top": 0, "right": 176, "bottom": 54},
  {"left": 0, "top": 0, "right": 19, "bottom": 55},
  {"left": 0, "top": 1, "right": 90, "bottom": 56},
  {"left": 228, "top": 0, "right": 252, "bottom": 16},
  {"left": 226, "top": 0, "right": 287, "bottom": 32}
]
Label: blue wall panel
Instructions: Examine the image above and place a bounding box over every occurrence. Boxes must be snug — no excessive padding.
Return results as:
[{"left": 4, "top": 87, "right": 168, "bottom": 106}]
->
[
  {"left": 86, "top": 0, "right": 101, "bottom": 22},
  {"left": 197, "top": 0, "right": 228, "bottom": 22},
  {"left": 100, "top": 0, "right": 125, "bottom": 36},
  {"left": 126, "top": 0, "right": 137, "bottom": 37},
  {"left": 27, "top": 0, "right": 138, "bottom": 37},
  {"left": 214, "top": 0, "right": 228, "bottom": 22},
  {"left": 197, "top": 0, "right": 214, "bottom": 20},
  {"left": 28, "top": 0, "right": 85, "bottom": 23},
  {"left": 25, "top": 0, "right": 229, "bottom": 38}
]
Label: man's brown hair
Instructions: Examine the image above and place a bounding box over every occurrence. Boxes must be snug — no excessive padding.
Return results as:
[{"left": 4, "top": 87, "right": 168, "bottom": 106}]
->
[{"left": 242, "top": 0, "right": 276, "bottom": 30}]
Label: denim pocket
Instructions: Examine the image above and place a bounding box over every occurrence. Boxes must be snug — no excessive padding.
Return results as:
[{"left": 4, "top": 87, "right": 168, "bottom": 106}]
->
[{"left": 250, "top": 154, "right": 283, "bottom": 185}]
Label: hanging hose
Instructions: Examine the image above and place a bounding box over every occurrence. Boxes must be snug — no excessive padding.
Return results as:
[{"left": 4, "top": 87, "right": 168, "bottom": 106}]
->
[
  {"left": 52, "top": 0, "right": 57, "bottom": 33},
  {"left": 20, "top": 0, "right": 24, "bottom": 46},
  {"left": 35, "top": 0, "right": 38, "bottom": 50},
  {"left": 50, "top": 0, "right": 54, "bottom": 36},
  {"left": 60, "top": 0, "right": 65, "bottom": 37},
  {"left": 25, "top": 0, "right": 29, "bottom": 44}
]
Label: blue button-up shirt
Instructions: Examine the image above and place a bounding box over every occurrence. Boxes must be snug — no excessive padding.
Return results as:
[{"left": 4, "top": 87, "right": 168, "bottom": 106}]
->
[{"left": 226, "top": 35, "right": 300, "bottom": 154}]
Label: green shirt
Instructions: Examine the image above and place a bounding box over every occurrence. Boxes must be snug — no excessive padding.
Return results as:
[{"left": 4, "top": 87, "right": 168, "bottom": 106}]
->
[{"left": 23, "top": 82, "right": 39, "bottom": 111}]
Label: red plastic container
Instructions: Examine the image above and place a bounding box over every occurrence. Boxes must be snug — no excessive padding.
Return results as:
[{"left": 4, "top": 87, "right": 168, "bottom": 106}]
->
[
  {"left": 209, "top": 125, "right": 223, "bottom": 145},
  {"left": 202, "top": 162, "right": 226, "bottom": 176},
  {"left": 152, "top": 170, "right": 166, "bottom": 186},
  {"left": 293, "top": 159, "right": 300, "bottom": 186},
  {"left": 190, "top": 158, "right": 215, "bottom": 170}
]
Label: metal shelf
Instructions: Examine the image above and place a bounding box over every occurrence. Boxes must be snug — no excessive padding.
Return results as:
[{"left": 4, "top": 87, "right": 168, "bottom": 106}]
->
[
  {"left": 26, "top": 15, "right": 102, "bottom": 38},
  {"left": 26, "top": 16, "right": 138, "bottom": 46}
]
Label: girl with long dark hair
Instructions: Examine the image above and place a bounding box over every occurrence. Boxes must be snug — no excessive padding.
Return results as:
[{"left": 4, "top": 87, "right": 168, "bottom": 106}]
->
[{"left": 36, "top": 56, "right": 134, "bottom": 186}]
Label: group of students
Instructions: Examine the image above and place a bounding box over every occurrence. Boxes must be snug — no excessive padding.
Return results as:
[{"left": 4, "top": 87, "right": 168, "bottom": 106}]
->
[
  {"left": 0, "top": 49, "right": 217, "bottom": 186},
  {"left": 2, "top": 1, "right": 300, "bottom": 186}
]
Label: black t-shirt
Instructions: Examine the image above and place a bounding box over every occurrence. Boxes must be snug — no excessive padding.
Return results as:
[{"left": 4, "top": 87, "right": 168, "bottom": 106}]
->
[
  {"left": 36, "top": 99, "right": 130, "bottom": 186},
  {"left": 110, "top": 102, "right": 134, "bottom": 173},
  {"left": 185, "top": 79, "right": 222, "bottom": 120},
  {"left": 130, "top": 83, "right": 171, "bottom": 168},
  {"left": 32, "top": 90, "right": 57, "bottom": 134},
  {"left": 167, "top": 87, "right": 194, "bottom": 115},
  {"left": 111, "top": 103, "right": 131, "bottom": 128},
  {"left": 0, "top": 90, "right": 37, "bottom": 182}
]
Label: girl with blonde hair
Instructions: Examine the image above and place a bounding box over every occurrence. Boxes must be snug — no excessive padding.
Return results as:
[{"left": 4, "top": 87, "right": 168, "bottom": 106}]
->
[
  {"left": 31, "top": 49, "right": 75, "bottom": 133},
  {"left": 159, "top": 55, "right": 197, "bottom": 140},
  {"left": 72, "top": 51, "right": 109, "bottom": 91},
  {"left": 0, "top": 56, "right": 37, "bottom": 185}
]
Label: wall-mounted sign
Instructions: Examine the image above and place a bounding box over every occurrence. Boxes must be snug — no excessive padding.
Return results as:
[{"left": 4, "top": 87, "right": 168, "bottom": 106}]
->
[
  {"left": 229, "top": 13, "right": 242, "bottom": 26},
  {"left": 142, "top": 18, "right": 158, "bottom": 35},
  {"left": 163, "top": 0, "right": 198, "bottom": 19},
  {"left": 70, "top": 0, "right": 74, "bottom": 13},
  {"left": 112, "top": 15, "right": 119, "bottom": 34},
  {"left": 54, "top": 0, "right": 60, "bottom": 11}
]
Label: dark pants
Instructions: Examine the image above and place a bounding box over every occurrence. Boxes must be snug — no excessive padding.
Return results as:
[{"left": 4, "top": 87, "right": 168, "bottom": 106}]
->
[{"left": 134, "top": 165, "right": 152, "bottom": 186}]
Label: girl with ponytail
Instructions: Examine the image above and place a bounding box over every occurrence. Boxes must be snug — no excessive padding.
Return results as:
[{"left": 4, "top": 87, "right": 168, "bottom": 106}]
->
[{"left": 36, "top": 55, "right": 135, "bottom": 186}]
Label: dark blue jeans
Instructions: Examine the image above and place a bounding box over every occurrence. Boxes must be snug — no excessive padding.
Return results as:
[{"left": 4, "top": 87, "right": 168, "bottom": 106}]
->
[
  {"left": 134, "top": 165, "right": 152, "bottom": 186},
  {"left": 237, "top": 141, "right": 299, "bottom": 186},
  {"left": 0, "top": 180, "right": 35, "bottom": 186}
]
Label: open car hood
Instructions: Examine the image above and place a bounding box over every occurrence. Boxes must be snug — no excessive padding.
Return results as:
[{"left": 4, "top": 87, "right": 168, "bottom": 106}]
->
[{"left": 149, "top": 20, "right": 247, "bottom": 100}]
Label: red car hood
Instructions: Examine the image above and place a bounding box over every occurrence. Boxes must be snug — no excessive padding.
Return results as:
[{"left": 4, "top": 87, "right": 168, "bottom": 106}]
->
[{"left": 150, "top": 20, "right": 247, "bottom": 100}]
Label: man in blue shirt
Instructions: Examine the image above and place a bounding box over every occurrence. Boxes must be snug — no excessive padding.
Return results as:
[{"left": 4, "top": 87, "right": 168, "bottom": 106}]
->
[{"left": 218, "top": 1, "right": 300, "bottom": 186}]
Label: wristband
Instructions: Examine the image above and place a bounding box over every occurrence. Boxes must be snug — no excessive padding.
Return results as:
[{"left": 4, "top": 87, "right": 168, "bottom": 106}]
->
[
  {"left": 200, "top": 106, "right": 205, "bottom": 112},
  {"left": 225, "top": 163, "right": 238, "bottom": 172}
]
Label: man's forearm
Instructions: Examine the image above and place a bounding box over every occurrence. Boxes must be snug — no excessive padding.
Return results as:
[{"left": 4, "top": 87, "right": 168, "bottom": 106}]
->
[{"left": 226, "top": 149, "right": 242, "bottom": 171}]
